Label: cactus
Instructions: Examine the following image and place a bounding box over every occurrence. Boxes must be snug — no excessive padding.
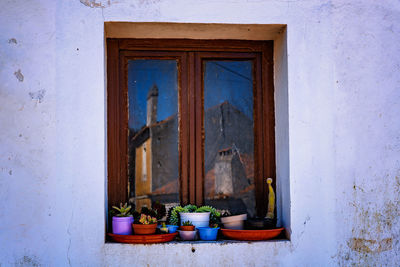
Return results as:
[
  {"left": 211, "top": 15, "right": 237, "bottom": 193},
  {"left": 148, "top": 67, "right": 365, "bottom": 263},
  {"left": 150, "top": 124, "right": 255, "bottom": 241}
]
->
[
  {"left": 167, "top": 204, "right": 221, "bottom": 225},
  {"left": 196, "top": 205, "right": 221, "bottom": 224},
  {"left": 168, "top": 206, "right": 186, "bottom": 225}
]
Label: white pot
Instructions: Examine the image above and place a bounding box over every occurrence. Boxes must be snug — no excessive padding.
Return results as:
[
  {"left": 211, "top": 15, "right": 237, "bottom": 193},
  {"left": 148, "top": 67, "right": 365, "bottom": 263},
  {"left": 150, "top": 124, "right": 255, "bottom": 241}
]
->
[
  {"left": 180, "top": 212, "right": 210, "bottom": 228},
  {"left": 221, "top": 214, "right": 247, "bottom": 230}
]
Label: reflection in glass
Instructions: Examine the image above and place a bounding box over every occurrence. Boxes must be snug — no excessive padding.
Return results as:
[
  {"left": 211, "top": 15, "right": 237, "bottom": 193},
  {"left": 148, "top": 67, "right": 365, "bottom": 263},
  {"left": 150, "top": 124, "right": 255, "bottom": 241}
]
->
[
  {"left": 204, "top": 61, "right": 255, "bottom": 217},
  {"left": 128, "top": 60, "right": 179, "bottom": 214}
]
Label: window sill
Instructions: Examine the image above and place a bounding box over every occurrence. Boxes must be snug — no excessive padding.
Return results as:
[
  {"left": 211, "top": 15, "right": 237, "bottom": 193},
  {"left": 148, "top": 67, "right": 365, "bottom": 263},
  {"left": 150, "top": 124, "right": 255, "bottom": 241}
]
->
[
  {"left": 105, "top": 238, "right": 289, "bottom": 246},
  {"left": 104, "top": 238, "right": 291, "bottom": 265},
  {"left": 103, "top": 239, "right": 293, "bottom": 266}
]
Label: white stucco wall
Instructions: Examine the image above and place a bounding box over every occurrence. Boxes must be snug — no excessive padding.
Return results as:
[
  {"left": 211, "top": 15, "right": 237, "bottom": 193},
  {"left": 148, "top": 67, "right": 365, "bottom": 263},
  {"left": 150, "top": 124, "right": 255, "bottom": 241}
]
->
[{"left": 0, "top": 0, "right": 399, "bottom": 266}]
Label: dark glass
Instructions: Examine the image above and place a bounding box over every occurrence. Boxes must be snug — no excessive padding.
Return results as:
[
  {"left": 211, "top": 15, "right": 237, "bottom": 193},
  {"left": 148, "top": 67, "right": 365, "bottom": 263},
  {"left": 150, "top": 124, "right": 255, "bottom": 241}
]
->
[
  {"left": 128, "top": 59, "right": 179, "bottom": 213},
  {"left": 203, "top": 60, "right": 256, "bottom": 217}
]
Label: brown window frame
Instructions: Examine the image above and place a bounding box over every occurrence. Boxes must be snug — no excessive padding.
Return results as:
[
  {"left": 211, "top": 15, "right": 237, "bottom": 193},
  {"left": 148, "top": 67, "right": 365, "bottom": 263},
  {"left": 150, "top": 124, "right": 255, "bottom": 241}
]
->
[{"left": 107, "top": 39, "right": 275, "bottom": 218}]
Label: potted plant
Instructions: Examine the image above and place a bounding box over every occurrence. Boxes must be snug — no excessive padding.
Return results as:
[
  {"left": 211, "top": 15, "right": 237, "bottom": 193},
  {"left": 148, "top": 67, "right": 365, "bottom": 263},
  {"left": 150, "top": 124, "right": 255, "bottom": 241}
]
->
[
  {"left": 220, "top": 211, "right": 247, "bottom": 230},
  {"left": 180, "top": 220, "right": 195, "bottom": 231},
  {"left": 132, "top": 209, "right": 158, "bottom": 235},
  {"left": 110, "top": 203, "right": 134, "bottom": 235},
  {"left": 178, "top": 221, "right": 196, "bottom": 241},
  {"left": 152, "top": 201, "right": 166, "bottom": 221},
  {"left": 197, "top": 223, "right": 220, "bottom": 241},
  {"left": 168, "top": 204, "right": 220, "bottom": 229},
  {"left": 159, "top": 223, "right": 179, "bottom": 234}
]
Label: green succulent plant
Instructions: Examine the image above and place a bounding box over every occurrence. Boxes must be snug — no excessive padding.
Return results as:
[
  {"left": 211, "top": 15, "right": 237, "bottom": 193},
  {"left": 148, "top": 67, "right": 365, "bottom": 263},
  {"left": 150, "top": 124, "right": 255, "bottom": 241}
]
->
[
  {"left": 184, "top": 204, "right": 197, "bottom": 212},
  {"left": 182, "top": 220, "right": 193, "bottom": 226},
  {"left": 168, "top": 206, "right": 185, "bottom": 225},
  {"left": 210, "top": 223, "right": 219, "bottom": 228},
  {"left": 167, "top": 204, "right": 221, "bottom": 225},
  {"left": 111, "top": 203, "right": 132, "bottom": 217},
  {"left": 196, "top": 206, "right": 221, "bottom": 224}
]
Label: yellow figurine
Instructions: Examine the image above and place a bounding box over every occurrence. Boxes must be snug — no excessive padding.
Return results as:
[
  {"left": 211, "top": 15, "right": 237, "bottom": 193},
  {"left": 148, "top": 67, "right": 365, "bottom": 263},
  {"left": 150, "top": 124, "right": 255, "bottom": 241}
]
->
[
  {"left": 265, "top": 178, "right": 275, "bottom": 219},
  {"left": 160, "top": 222, "right": 168, "bottom": 233}
]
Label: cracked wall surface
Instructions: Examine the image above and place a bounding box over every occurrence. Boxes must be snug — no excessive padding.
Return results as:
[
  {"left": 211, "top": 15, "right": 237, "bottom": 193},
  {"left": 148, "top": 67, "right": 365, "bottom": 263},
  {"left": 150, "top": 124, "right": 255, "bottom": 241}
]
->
[{"left": 0, "top": 0, "right": 399, "bottom": 266}]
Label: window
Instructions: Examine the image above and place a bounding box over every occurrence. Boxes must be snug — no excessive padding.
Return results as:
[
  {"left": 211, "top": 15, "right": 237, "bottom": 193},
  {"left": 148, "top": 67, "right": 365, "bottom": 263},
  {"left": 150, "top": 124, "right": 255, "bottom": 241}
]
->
[{"left": 107, "top": 39, "right": 275, "bottom": 220}]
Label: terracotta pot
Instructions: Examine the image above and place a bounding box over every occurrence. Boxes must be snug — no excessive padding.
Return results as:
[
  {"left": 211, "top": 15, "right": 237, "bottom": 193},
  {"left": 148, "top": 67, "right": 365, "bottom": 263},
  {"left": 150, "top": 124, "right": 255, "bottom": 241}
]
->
[
  {"left": 179, "top": 225, "right": 195, "bottom": 231},
  {"left": 221, "top": 214, "right": 247, "bottom": 230},
  {"left": 132, "top": 223, "right": 157, "bottom": 235}
]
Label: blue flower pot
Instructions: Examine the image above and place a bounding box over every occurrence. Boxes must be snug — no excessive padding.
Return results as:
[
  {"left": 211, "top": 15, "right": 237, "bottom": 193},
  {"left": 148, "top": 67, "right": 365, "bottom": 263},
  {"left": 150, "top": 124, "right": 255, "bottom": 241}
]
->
[
  {"left": 197, "top": 227, "right": 220, "bottom": 241},
  {"left": 157, "top": 224, "right": 179, "bottom": 233},
  {"left": 167, "top": 225, "right": 179, "bottom": 233}
]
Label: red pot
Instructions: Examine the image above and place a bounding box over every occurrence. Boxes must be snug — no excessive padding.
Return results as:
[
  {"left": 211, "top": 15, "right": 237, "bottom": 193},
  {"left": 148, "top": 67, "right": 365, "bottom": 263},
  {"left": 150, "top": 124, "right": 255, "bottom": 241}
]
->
[
  {"left": 132, "top": 223, "right": 157, "bottom": 235},
  {"left": 179, "top": 225, "right": 195, "bottom": 231}
]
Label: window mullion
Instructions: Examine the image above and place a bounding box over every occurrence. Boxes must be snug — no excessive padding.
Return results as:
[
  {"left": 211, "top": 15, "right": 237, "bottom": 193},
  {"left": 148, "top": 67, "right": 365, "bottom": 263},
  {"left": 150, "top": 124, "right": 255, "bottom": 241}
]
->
[
  {"left": 188, "top": 52, "right": 196, "bottom": 205},
  {"left": 194, "top": 52, "right": 204, "bottom": 206},
  {"left": 180, "top": 52, "right": 190, "bottom": 205}
]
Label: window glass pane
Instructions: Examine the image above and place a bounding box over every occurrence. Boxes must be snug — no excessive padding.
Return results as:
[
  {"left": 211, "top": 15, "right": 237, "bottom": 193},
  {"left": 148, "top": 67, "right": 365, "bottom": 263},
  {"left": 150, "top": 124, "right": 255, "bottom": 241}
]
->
[
  {"left": 128, "top": 59, "right": 179, "bottom": 213},
  {"left": 203, "top": 60, "right": 255, "bottom": 217}
]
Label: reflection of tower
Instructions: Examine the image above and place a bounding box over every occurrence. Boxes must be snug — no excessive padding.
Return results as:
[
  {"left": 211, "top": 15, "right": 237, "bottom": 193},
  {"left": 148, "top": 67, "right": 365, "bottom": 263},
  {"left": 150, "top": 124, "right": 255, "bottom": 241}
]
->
[
  {"left": 133, "top": 84, "right": 158, "bottom": 211},
  {"left": 147, "top": 84, "right": 158, "bottom": 126},
  {"left": 215, "top": 148, "right": 234, "bottom": 196}
]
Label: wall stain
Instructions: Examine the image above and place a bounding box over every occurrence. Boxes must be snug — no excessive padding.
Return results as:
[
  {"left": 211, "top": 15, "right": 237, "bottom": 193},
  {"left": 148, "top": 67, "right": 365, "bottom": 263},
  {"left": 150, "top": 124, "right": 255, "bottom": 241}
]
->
[
  {"left": 337, "top": 174, "right": 400, "bottom": 265},
  {"left": 14, "top": 69, "right": 24, "bottom": 82},
  {"left": 15, "top": 255, "right": 41, "bottom": 267},
  {"left": 348, "top": 238, "right": 392, "bottom": 253},
  {"left": 29, "top": 90, "right": 46, "bottom": 103},
  {"left": 8, "top": 38, "right": 17, "bottom": 44},
  {"left": 139, "top": 0, "right": 161, "bottom": 6}
]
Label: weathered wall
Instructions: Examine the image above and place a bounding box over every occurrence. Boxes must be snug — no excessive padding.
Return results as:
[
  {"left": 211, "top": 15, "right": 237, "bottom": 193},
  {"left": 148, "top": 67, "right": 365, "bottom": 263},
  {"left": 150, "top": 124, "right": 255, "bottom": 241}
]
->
[{"left": 0, "top": 0, "right": 399, "bottom": 266}]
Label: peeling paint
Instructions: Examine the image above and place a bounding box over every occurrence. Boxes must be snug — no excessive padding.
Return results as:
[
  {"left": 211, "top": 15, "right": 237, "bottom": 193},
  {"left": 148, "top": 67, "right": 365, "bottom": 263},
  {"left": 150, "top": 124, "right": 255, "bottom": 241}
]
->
[
  {"left": 8, "top": 38, "right": 17, "bottom": 44},
  {"left": 29, "top": 90, "right": 46, "bottom": 103},
  {"left": 14, "top": 69, "right": 24, "bottom": 82},
  {"left": 80, "top": 0, "right": 105, "bottom": 8}
]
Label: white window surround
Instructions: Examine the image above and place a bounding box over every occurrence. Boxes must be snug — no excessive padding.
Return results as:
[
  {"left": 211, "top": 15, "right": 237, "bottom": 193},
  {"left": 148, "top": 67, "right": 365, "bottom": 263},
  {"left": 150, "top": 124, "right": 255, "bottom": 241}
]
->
[{"left": 104, "top": 22, "right": 290, "bottom": 243}]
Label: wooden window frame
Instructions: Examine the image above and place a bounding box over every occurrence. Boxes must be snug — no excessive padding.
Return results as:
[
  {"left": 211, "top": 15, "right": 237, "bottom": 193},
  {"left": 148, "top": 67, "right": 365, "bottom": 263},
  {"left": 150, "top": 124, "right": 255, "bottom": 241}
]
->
[{"left": 107, "top": 39, "right": 275, "bottom": 218}]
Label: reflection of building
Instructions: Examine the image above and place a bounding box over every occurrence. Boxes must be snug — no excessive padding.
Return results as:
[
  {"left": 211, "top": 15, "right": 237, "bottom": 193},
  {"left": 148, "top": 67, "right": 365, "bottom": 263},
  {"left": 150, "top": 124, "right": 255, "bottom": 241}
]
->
[
  {"left": 129, "top": 85, "right": 255, "bottom": 216},
  {"left": 129, "top": 85, "right": 179, "bottom": 211},
  {"left": 213, "top": 148, "right": 251, "bottom": 197},
  {"left": 215, "top": 148, "right": 235, "bottom": 196},
  {"left": 204, "top": 101, "right": 255, "bottom": 217}
]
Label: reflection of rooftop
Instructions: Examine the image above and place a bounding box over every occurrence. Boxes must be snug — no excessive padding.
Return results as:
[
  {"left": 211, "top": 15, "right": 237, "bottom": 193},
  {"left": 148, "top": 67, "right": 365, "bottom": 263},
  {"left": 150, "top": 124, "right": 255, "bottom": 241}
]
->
[
  {"left": 131, "top": 113, "right": 176, "bottom": 142},
  {"left": 152, "top": 179, "right": 178, "bottom": 195},
  {"left": 239, "top": 184, "right": 254, "bottom": 194},
  {"left": 205, "top": 100, "right": 252, "bottom": 121},
  {"left": 150, "top": 113, "right": 175, "bottom": 127}
]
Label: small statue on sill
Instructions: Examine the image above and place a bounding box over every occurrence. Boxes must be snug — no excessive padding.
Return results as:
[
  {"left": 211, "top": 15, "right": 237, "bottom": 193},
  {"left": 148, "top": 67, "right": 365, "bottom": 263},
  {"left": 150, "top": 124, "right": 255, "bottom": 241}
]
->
[
  {"left": 265, "top": 178, "right": 275, "bottom": 219},
  {"left": 246, "top": 177, "right": 276, "bottom": 229}
]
